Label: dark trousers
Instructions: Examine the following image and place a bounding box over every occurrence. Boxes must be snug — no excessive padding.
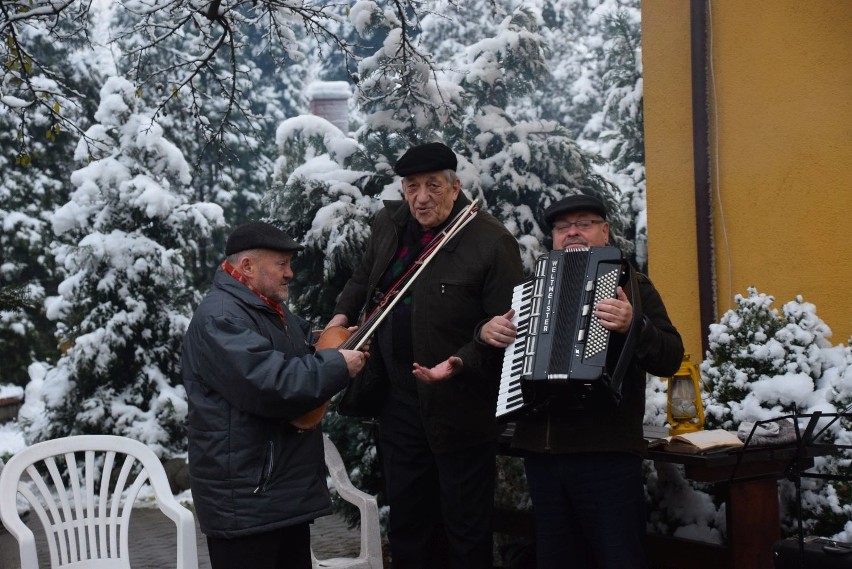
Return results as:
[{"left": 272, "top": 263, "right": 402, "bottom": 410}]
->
[
  {"left": 206, "top": 523, "right": 311, "bottom": 569},
  {"left": 379, "top": 393, "right": 495, "bottom": 569},
  {"left": 524, "top": 452, "right": 647, "bottom": 569}
]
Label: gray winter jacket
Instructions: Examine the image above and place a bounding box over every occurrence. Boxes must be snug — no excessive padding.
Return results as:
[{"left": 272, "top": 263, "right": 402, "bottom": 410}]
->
[{"left": 181, "top": 269, "right": 350, "bottom": 538}]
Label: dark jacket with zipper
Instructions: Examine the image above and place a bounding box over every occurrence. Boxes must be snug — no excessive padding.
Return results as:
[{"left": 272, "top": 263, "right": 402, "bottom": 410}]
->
[
  {"left": 510, "top": 271, "right": 684, "bottom": 457},
  {"left": 334, "top": 193, "right": 524, "bottom": 453},
  {"left": 181, "top": 269, "right": 350, "bottom": 538}
]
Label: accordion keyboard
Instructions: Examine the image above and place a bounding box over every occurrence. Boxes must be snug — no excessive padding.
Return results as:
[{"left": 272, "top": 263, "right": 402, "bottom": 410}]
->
[{"left": 497, "top": 278, "right": 536, "bottom": 419}]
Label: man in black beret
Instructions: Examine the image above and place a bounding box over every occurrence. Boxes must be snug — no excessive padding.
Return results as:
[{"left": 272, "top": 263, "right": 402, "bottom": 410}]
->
[
  {"left": 224, "top": 221, "right": 305, "bottom": 256},
  {"left": 543, "top": 193, "right": 609, "bottom": 227},
  {"left": 485, "top": 192, "right": 684, "bottom": 569},
  {"left": 182, "top": 221, "right": 367, "bottom": 569},
  {"left": 392, "top": 141, "right": 458, "bottom": 177},
  {"left": 328, "top": 142, "right": 524, "bottom": 569}
]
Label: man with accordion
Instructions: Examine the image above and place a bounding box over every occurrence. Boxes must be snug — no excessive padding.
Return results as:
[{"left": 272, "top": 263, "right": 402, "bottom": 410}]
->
[{"left": 483, "top": 193, "right": 684, "bottom": 569}]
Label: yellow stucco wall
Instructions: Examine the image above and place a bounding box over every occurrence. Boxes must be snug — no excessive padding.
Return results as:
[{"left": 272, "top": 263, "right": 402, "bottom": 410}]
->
[
  {"left": 643, "top": 0, "right": 852, "bottom": 359},
  {"left": 642, "top": 1, "right": 703, "bottom": 358}
]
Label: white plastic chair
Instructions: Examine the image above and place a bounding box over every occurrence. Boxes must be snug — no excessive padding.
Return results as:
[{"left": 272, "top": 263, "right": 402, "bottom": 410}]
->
[
  {"left": 312, "top": 434, "right": 383, "bottom": 568},
  {"left": 0, "top": 435, "right": 198, "bottom": 569}
]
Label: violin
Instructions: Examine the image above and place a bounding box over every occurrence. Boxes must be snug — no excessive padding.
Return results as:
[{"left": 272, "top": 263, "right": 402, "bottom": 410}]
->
[{"left": 289, "top": 325, "right": 355, "bottom": 430}]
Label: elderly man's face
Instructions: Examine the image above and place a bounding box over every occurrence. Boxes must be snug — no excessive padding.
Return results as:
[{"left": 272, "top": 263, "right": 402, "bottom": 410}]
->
[
  {"left": 401, "top": 171, "right": 461, "bottom": 230},
  {"left": 551, "top": 210, "right": 609, "bottom": 250},
  {"left": 243, "top": 250, "right": 295, "bottom": 303}
]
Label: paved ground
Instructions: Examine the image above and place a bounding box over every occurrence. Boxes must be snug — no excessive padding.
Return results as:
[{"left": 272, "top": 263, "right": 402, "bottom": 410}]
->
[{"left": 0, "top": 507, "right": 361, "bottom": 569}]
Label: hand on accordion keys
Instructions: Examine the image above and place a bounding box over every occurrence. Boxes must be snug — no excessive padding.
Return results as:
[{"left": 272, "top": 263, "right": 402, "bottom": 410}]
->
[
  {"left": 484, "top": 284, "right": 631, "bottom": 349},
  {"left": 593, "top": 286, "right": 633, "bottom": 334},
  {"left": 479, "top": 309, "right": 518, "bottom": 348}
]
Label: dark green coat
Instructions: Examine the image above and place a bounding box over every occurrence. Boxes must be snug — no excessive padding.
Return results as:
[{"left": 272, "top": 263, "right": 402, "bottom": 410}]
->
[{"left": 334, "top": 193, "right": 524, "bottom": 453}]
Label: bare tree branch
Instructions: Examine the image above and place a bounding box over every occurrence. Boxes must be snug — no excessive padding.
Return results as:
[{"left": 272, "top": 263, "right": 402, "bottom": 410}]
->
[{"left": 1, "top": 1, "right": 448, "bottom": 162}]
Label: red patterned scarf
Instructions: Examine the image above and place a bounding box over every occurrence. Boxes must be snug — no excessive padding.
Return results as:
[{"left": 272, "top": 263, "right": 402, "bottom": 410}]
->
[{"left": 221, "top": 260, "right": 286, "bottom": 324}]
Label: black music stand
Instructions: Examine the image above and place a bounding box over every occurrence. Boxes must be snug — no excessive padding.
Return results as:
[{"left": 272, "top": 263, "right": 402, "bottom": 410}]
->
[{"left": 732, "top": 410, "right": 852, "bottom": 568}]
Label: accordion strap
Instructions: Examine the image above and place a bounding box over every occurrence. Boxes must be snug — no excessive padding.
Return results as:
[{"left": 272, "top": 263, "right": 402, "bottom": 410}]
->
[{"left": 606, "top": 260, "right": 643, "bottom": 402}]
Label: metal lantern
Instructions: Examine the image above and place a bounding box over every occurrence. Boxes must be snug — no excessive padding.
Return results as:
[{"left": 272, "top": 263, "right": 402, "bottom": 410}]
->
[{"left": 666, "top": 354, "right": 705, "bottom": 436}]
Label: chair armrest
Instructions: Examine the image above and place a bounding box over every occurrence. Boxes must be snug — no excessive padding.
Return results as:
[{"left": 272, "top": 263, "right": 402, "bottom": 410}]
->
[{"left": 321, "top": 434, "right": 383, "bottom": 568}]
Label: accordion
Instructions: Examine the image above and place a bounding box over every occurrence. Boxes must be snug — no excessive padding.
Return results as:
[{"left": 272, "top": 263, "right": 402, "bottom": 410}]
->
[{"left": 496, "top": 246, "right": 640, "bottom": 421}]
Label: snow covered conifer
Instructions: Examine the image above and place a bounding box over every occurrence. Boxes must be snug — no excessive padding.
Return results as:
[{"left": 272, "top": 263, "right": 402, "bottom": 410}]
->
[
  {"left": 22, "top": 77, "right": 223, "bottom": 457},
  {"left": 701, "top": 288, "right": 787, "bottom": 428},
  {"left": 264, "top": 111, "right": 377, "bottom": 324},
  {"left": 445, "top": 6, "right": 627, "bottom": 268},
  {"left": 0, "top": 14, "right": 104, "bottom": 389},
  {"left": 701, "top": 288, "right": 834, "bottom": 430}
]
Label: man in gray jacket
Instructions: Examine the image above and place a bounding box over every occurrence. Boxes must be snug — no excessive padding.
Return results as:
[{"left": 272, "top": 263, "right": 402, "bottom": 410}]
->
[{"left": 182, "top": 222, "right": 366, "bottom": 569}]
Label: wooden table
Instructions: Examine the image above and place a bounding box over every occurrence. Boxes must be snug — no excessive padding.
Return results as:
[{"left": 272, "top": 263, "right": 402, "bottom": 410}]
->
[
  {"left": 645, "top": 442, "right": 835, "bottom": 569},
  {"left": 496, "top": 423, "right": 837, "bottom": 569}
]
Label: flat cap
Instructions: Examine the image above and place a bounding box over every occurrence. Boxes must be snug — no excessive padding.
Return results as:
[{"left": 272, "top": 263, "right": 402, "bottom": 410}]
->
[
  {"left": 225, "top": 222, "right": 304, "bottom": 256},
  {"left": 394, "top": 142, "right": 458, "bottom": 177},
  {"left": 543, "top": 194, "right": 608, "bottom": 227}
]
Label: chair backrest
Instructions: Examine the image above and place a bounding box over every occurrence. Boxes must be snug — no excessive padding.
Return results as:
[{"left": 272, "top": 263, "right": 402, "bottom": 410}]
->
[
  {"left": 0, "top": 435, "right": 198, "bottom": 569},
  {"left": 312, "top": 434, "right": 383, "bottom": 568}
]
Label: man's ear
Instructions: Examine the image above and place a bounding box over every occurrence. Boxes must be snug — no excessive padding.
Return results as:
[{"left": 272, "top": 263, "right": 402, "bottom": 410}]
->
[{"left": 236, "top": 254, "right": 254, "bottom": 275}]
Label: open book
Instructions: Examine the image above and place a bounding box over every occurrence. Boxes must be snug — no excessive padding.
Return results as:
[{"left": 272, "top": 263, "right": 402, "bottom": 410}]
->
[{"left": 653, "top": 429, "right": 745, "bottom": 454}]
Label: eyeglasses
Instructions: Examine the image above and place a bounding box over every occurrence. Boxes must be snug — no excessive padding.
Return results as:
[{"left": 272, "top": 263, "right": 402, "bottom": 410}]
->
[{"left": 552, "top": 219, "right": 606, "bottom": 231}]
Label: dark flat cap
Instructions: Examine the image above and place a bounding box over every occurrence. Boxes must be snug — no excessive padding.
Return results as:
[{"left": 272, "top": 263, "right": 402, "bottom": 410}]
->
[
  {"left": 543, "top": 194, "right": 608, "bottom": 227},
  {"left": 225, "top": 222, "right": 304, "bottom": 256},
  {"left": 394, "top": 142, "right": 458, "bottom": 177}
]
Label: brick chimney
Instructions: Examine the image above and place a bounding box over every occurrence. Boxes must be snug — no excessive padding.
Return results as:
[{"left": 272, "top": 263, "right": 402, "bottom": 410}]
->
[{"left": 307, "top": 81, "right": 352, "bottom": 133}]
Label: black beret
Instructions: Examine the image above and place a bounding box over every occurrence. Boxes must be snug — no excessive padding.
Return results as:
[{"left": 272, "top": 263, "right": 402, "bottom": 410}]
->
[
  {"left": 544, "top": 194, "right": 608, "bottom": 227},
  {"left": 393, "top": 142, "right": 458, "bottom": 177},
  {"left": 225, "top": 222, "right": 304, "bottom": 256}
]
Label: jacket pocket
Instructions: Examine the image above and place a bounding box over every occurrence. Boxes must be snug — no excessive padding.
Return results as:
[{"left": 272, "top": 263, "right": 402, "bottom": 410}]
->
[
  {"left": 437, "top": 277, "right": 480, "bottom": 305},
  {"left": 435, "top": 278, "right": 480, "bottom": 324},
  {"left": 253, "top": 440, "right": 274, "bottom": 494}
]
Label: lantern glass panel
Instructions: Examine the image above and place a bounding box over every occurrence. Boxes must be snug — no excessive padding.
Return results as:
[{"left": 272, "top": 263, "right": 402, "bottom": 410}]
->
[{"left": 670, "top": 376, "right": 698, "bottom": 419}]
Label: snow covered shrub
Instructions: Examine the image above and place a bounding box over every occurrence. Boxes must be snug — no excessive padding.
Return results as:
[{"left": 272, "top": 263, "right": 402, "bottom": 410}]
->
[
  {"left": 645, "top": 288, "right": 852, "bottom": 542},
  {"left": 701, "top": 288, "right": 832, "bottom": 429},
  {"left": 698, "top": 288, "right": 852, "bottom": 539}
]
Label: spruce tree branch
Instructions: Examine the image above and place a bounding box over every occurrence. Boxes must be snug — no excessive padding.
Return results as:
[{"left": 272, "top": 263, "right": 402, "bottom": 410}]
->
[{"left": 0, "top": 284, "right": 32, "bottom": 311}]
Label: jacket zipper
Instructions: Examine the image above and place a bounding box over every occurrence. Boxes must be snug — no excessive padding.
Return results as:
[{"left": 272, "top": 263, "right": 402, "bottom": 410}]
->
[{"left": 253, "top": 440, "right": 274, "bottom": 494}]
